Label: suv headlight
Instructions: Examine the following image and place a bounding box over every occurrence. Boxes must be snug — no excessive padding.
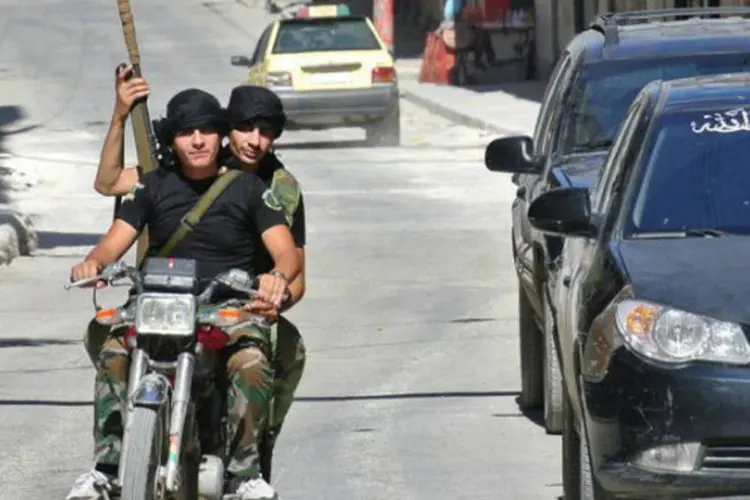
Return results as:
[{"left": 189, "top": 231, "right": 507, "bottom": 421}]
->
[
  {"left": 135, "top": 293, "right": 196, "bottom": 336},
  {"left": 615, "top": 299, "right": 750, "bottom": 365}
]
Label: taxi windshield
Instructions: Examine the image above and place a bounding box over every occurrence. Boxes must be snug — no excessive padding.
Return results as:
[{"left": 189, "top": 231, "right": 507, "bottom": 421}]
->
[
  {"left": 561, "top": 53, "right": 750, "bottom": 154},
  {"left": 272, "top": 17, "right": 381, "bottom": 54},
  {"left": 626, "top": 106, "right": 750, "bottom": 236}
]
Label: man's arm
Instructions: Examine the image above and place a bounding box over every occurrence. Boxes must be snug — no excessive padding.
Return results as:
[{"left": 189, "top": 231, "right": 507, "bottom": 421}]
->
[
  {"left": 71, "top": 218, "right": 142, "bottom": 283},
  {"left": 85, "top": 220, "right": 140, "bottom": 266},
  {"left": 94, "top": 114, "right": 141, "bottom": 196},
  {"left": 93, "top": 63, "right": 148, "bottom": 196},
  {"left": 248, "top": 176, "right": 302, "bottom": 307},
  {"left": 260, "top": 225, "right": 301, "bottom": 284},
  {"left": 281, "top": 248, "right": 305, "bottom": 313},
  {"left": 282, "top": 192, "right": 306, "bottom": 311},
  {"left": 71, "top": 173, "right": 152, "bottom": 283}
]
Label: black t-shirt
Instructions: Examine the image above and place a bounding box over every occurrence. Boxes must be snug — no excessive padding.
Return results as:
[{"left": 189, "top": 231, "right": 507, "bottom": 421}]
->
[
  {"left": 116, "top": 168, "right": 287, "bottom": 287},
  {"left": 226, "top": 152, "right": 306, "bottom": 274}
]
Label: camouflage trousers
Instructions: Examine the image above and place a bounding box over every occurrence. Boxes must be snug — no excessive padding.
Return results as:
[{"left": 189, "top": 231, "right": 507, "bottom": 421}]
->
[{"left": 83, "top": 315, "right": 306, "bottom": 479}]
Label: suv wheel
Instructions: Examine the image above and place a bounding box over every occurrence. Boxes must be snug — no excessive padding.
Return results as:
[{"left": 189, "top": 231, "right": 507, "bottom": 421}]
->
[
  {"left": 543, "top": 288, "right": 563, "bottom": 434},
  {"left": 518, "top": 286, "right": 543, "bottom": 409}
]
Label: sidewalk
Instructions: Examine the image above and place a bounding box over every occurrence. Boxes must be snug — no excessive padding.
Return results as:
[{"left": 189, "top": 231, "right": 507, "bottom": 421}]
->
[{"left": 396, "top": 58, "right": 544, "bottom": 137}]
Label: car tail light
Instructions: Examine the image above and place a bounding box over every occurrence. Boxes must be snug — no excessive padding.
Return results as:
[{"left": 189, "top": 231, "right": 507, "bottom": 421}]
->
[
  {"left": 372, "top": 66, "right": 395, "bottom": 83},
  {"left": 266, "top": 71, "right": 292, "bottom": 87}
]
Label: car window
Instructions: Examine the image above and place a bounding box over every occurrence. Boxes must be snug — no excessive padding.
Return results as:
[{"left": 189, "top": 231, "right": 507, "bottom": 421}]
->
[
  {"left": 532, "top": 52, "right": 573, "bottom": 158},
  {"left": 272, "top": 17, "right": 381, "bottom": 54},
  {"left": 590, "top": 94, "right": 647, "bottom": 213},
  {"left": 627, "top": 105, "right": 750, "bottom": 235},
  {"left": 599, "top": 97, "right": 652, "bottom": 219},
  {"left": 251, "top": 25, "right": 273, "bottom": 65},
  {"left": 560, "top": 53, "right": 750, "bottom": 155},
  {"left": 541, "top": 56, "right": 578, "bottom": 166}
]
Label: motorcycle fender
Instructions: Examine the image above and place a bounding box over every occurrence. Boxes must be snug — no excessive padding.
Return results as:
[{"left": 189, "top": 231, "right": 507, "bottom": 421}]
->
[{"left": 132, "top": 373, "right": 171, "bottom": 408}]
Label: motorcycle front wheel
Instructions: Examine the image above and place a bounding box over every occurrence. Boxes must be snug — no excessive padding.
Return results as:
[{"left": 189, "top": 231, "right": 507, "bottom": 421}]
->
[{"left": 120, "top": 407, "right": 164, "bottom": 500}]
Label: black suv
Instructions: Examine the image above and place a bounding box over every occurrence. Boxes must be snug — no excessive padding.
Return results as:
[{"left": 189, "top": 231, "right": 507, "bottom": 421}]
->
[{"left": 484, "top": 7, "right": 750, "bottom": 435}]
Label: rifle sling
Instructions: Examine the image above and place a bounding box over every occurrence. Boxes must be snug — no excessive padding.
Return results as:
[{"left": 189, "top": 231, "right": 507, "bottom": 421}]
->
[{"left": 140, "top": 169, "right": 242, "bottom": 262}]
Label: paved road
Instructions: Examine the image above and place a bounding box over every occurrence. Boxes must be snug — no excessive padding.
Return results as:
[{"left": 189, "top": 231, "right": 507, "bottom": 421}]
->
[{"left": 0, "top": 0, "right": 561, "bottom": 499}]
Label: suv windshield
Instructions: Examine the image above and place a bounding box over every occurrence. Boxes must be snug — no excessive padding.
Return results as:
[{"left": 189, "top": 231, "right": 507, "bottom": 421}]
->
[
  {"left": 272, "top": 17, "right": 381, "bottom": 54},
  {"left": 626, "top": 106, "right": 750, "bottom": 236},
  {"left": 561, "top": 53, "right": 750, "bottom": 154}
]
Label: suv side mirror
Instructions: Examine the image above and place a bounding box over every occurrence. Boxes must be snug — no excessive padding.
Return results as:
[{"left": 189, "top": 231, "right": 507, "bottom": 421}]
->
[
  {"left": 485, "top": 136, "right": 542, "bottom": 175},
  {"left": 230, "top": 55, "right": 253, "bottom": 67},
  {"left": 528, "top": 187, "right": 595, "bottom": 238}
]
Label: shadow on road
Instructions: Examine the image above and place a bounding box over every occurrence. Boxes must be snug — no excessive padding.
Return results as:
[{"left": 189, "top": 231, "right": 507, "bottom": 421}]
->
[
  {"left": 0, "top": 365, "right": 89, "bottom": 375},
  {"left": 513, "top": 394, "right": 546, "bottom": 429},
  {"left": 0, "top": 399, "right": 92, "bottom": 407},
  {"left": 0, "top": 106, "right": 20, "bottom": 205},
  {"left": 0, "top": 390, "right": 521, "bottom": 407},
  {"left": 0, "top": 337, "right": 79, "bottom": 348},
  {"left": 0, "top": 169, "right": 12, "bottom": 204},
  {"left": 0, "top": 105, "right": 40, "bottom": 136},
  {"left": 36, "top": 231, "right": 102, "bottom": 250},
  {"left": 0, "top": 104, "right": 41, "bottom": 205},
  {"left": 295, "top": 390, "right": 521, "bottom": 402}
]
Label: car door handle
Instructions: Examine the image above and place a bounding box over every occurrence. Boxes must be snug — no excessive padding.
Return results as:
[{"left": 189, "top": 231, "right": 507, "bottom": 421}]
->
[
  {"left": 516, "top": 186, "right": 527, "bottom": 198},
  {"left": 563, "top": 276, "right": 571, "bottom": 287}
]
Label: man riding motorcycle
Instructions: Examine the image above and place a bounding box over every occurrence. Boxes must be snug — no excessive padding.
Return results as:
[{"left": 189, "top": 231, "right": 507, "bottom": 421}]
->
[
  {"left": 87, "top": 66, "right": 307, "bottom": 474},
  {"left": 222, "top": 84, "right": 306, "bottom": 453},
  {"left": 66, "top": 87, "right": 300, "bottom": 500}
]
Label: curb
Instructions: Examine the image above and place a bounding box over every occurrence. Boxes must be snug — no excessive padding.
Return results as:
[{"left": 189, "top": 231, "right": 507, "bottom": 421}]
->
[
  {"left": 0, "top": 210, "right": 38, "bottom": 267},
  {"left": 400, "top": 88, "right": 515, "bottom": 136}
]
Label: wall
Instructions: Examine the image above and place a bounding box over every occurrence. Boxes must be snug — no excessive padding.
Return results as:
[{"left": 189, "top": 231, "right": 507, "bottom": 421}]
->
[{"left": 533, "top": 0, "right": 555, "bottom": 80}]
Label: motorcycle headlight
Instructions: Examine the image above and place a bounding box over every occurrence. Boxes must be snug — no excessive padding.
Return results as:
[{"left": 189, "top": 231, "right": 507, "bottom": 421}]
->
[
  {"left": 135, "top": 293, "right": 196, "bottom": 336},
  {"left": 615, "top": 299, "right": 750, "bottom": 365}
]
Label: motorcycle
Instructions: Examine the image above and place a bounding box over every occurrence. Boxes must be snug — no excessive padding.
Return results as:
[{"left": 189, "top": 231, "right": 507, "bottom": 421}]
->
[{"left": 65, "top": 257, "right": 283, "bottom": 500}]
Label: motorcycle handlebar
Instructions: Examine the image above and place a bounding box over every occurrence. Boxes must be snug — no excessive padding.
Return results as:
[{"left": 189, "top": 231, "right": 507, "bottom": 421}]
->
[
  {"left": 198, "top": 270, "right": 290, "bottom": 304},
  {"left": 65, "top": 262, "right": 289, "bottom": 304},
  {"left": 64, "top": 261, "right": 135, "bottom": 290}
]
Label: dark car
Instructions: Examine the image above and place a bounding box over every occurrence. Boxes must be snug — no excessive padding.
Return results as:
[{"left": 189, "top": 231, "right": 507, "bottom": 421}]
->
[
  {"left": 521, "top": 73, "right": 750, "bottom": 499},
  {"left": 485, "top": 6, "right": 750, "bottom": 435}
]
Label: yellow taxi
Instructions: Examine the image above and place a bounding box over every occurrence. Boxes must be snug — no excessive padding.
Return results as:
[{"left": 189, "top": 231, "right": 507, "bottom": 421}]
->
[{"left": 230, "top": 4, "right": 400, "bottom": 146}]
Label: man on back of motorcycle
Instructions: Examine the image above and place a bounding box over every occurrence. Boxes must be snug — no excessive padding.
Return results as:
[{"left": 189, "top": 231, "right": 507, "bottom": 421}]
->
[
  {"left": 222, "top": 84, "right": 306, "bottom": 466},
  {"left": 88, "top": 65, "right": 308, "bottom": 479},
  {"left": 66, "top": 87, "right": 300, "bottom": 500}
]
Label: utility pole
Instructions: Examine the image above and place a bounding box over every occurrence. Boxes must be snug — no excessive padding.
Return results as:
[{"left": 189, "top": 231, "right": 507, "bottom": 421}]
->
[{"left": 373, "top": 0, "right": 394, "bottom": 53}]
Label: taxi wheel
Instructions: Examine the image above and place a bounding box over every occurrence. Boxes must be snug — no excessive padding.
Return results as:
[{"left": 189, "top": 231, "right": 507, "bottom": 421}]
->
[{"left": 366, "top": 102, "right": 401, "bottom": 147}]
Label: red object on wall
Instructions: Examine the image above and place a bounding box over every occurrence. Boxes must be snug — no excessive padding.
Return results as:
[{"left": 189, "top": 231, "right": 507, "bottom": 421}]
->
[
  {"left": 463, "top": 6, "right": 484, "bottom": 24},
  {"left": 419, "top": 31, "right": 456, "bottom": 85},
  {"left": 419, "top": 32, "right": 436, "bottom": 82},
  {"left": 482, "top": 0, "right": 510, "bottom": 23},
  {"left": 373, "top": 0, "right": 394, "bottom": 52}
]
